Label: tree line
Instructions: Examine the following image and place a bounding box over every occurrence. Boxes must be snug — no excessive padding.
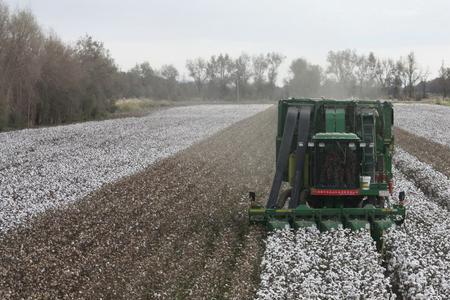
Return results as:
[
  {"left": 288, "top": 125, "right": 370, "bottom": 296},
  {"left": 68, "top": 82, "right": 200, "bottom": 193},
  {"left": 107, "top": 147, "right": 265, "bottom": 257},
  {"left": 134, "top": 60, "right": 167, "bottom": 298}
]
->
[
  {"left": 291, "top": 51, "right": 450, "bottom": 100},
  {"left": 1, "top": 1, "right": 449, "bottom": 130}
]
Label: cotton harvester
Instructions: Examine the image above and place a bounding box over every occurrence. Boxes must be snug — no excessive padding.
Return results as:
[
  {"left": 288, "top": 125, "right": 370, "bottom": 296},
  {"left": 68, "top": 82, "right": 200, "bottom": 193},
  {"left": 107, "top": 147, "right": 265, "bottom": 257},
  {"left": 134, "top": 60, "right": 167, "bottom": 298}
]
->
[{"left": 249, "top": 98, "right": 406, "bottom": 250}]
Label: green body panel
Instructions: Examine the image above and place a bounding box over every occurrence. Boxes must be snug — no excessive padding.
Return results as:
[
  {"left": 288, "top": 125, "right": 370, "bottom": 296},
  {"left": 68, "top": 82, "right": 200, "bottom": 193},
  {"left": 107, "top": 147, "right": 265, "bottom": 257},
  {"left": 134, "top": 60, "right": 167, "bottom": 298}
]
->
[{"left": 325, "top": 107, "right": 346, "bottom": 132}]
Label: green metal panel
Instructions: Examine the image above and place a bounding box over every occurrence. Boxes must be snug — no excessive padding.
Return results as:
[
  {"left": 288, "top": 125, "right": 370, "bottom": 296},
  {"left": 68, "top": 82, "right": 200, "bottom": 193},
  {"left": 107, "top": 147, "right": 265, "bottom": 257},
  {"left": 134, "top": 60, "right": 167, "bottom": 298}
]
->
[
  {"left": 325, "top": 108, "right": 335, "bottom": 132},
  {"left": 335, "top": 108, "right": 345, "bottom": 132}
]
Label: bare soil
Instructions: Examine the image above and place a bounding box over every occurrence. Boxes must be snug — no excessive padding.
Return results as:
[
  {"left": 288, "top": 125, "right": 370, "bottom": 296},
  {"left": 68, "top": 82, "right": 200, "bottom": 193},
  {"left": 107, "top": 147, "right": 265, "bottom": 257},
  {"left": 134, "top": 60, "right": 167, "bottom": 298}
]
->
[
  {"left": 0, "top": 107, "right": 276, "bottom": 299},
  {"left": 394, "top": 127, "right": 450, "bottom": 177}
]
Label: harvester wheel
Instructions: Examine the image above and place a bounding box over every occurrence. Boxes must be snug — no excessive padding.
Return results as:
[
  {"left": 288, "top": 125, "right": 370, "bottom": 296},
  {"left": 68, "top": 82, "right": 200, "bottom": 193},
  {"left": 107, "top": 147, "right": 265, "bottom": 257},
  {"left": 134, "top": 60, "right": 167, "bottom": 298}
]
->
[
  {"left": 362, "top": 196, "right": 385, "bottom": 208},
  {"left": 299, "top": 189, "right": 308, "bottom": 205},
  {"left": 276, "top": 188, "right": 292, "bottom": 208}
]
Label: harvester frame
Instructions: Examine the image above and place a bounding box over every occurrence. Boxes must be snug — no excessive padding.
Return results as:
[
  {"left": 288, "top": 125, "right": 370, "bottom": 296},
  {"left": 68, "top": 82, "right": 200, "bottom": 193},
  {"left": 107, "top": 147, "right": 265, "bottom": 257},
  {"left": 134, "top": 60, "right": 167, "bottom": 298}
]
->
[{"left": 249, "top": 98, "right": 406, "bottom": 250}]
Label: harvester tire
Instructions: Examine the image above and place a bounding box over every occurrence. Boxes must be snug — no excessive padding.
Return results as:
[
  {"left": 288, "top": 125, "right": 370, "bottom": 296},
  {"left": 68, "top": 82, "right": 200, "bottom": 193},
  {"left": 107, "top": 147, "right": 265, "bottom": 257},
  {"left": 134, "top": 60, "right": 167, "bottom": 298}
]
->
[
  {"left": 362, "top": 196, "right": 385, "bottom": 208},
  {"left": 276, "top": 188, "right": 292, "bottom": 208}
]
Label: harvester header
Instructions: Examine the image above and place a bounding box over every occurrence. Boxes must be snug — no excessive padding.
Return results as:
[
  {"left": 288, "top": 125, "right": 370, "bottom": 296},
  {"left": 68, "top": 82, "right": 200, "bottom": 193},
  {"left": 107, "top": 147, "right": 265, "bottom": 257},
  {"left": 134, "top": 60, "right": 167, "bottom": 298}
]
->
[{"left": 249, "top": 98, "right": 405, "bottom": 250}]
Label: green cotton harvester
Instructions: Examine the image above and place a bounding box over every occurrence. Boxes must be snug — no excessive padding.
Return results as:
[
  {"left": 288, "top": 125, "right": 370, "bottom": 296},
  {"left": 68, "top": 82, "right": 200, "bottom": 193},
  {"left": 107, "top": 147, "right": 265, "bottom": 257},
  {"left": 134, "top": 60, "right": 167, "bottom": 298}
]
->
[{"left": 249, "top": 98, "right": 406, "bottom": 251}]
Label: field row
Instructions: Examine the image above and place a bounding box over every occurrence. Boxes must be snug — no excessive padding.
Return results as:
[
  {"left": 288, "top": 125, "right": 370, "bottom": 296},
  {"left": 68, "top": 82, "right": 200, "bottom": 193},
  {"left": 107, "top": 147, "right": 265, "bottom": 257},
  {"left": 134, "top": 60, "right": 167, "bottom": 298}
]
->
[
  {"left": 0, "top": 105, "right": 275, "bottom": 299},
  {"left": 0, "top": 104, "right": 269, "bottom": 234}
]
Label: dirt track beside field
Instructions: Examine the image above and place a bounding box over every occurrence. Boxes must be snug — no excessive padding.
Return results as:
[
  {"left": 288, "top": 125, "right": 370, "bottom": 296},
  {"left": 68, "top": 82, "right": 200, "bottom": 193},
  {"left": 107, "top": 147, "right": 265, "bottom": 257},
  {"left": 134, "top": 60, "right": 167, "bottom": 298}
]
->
[{"left": 0, "top": 108, "right": 275, "bottom": 299}]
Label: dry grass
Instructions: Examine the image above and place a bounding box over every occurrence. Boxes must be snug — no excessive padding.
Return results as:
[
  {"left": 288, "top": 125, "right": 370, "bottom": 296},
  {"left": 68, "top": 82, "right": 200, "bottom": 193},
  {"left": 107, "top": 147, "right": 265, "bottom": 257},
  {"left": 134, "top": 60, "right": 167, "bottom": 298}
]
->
[{"left": 114, "top": 98, "right": 173, "bottom": 113}]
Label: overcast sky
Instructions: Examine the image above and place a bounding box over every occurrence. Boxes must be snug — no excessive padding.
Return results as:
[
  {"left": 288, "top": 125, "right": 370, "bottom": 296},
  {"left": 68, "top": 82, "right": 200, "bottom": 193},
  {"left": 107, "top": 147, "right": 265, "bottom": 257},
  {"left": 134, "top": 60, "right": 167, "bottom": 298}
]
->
[{"left": 4, "top": 0, "right": 450, "bottom": 81}]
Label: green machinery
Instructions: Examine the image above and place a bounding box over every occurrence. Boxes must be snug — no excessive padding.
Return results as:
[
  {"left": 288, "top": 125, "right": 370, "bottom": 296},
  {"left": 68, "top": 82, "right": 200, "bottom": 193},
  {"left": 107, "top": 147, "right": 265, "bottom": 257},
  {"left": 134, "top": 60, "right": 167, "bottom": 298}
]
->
[{"left": 249, "top": 98, "right": 406, "bottom": 250}]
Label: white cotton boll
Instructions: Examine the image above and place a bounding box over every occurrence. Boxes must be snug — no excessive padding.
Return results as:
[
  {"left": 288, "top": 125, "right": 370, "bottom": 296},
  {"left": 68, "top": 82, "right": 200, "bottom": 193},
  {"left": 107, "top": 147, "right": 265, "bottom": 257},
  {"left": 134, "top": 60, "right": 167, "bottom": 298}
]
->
[
  {"left": 386, "top": 156, "right": 450, "bottom": 299},
  {"left": 255, "top": 227, "right": 391, "bottom": 299},
  {"left": 395, "top": 104, "right": 450, "bottom": 147}
]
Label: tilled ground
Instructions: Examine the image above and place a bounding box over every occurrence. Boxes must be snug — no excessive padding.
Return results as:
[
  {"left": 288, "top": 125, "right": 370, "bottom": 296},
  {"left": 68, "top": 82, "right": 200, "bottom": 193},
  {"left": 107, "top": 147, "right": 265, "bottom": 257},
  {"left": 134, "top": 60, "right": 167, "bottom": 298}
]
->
[
  {"left": 0, "top": 107, "right": 275, "bottom": 299},
  {"left": 394, "top": 127, "right": 450, "bottom": 178}
]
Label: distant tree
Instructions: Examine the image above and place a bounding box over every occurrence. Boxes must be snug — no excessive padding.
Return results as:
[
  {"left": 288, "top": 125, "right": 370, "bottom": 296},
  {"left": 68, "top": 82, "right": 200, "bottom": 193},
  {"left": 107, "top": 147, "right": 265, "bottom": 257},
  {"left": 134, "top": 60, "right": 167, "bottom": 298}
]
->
[
  {"left": 204, "top": 54, "right": 233, "bottom": 99},
  {"left": 287, "top": 58, "right": 322, "bottom": 97},
  {"left": 266, "top": 52, "right": 285, "bottom": 97},
  {"left": 0, "top": 1, "right": 10, "bottom": 128},
  {"left": 160, "top": 64, "right": 179, "bottom": 100},
  {"left": 186, "top": 58, "right": 208, "bottom": 98},
  {"left": 354, "top": 55, "right": 370, "bottom": 97},
  {"left": 405, "top": 52, "right": 421, "bottom": 98},
  {"left": 418, "top": 68, "right": 430, "bottom": 99},
  {"left": 216, "top": 54, "right": 233, "bottom": 98},
  {"left": 232, "top": 53, "right": 251, "bottom": 101},
  {"left": 439, "top": 61, "right": 450, "bottom": 99},
  {"left": 252, "top": 54, "right": 269, "bottom": 99},
  {"left": 75, "top": 35, "right": 117, "bottom": 118},
  {"left": 37, "top": 34, "right": 83, "bottom": 124},
  {"left": 392, "top": 59, "right": 406, "bottom": 99},
  {"left": 6, "top": 9, "right": 43, "bottom": 127},
  {"left": 160, "top": 64, "right": 178, "bottom": 81},
  {"left": 326, "top": 49, "right": 358, "bottom": 96},
  {"left": 375, "top": 58, "right": 395, "bottom": 96}
]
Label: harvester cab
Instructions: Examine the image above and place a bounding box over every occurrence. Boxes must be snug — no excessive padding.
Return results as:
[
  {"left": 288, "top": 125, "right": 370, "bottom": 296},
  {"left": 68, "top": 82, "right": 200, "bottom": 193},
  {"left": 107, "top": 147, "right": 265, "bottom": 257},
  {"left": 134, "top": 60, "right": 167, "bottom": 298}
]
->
[{"left": 249, "top": 98, "right": 405, "bottom": 250}]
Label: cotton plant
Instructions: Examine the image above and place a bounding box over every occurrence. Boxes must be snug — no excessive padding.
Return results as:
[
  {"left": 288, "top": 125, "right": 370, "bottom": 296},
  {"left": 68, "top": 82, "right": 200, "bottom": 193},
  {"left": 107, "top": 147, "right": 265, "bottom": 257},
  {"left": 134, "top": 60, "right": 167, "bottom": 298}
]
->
[
  {"left": 386, "top": 158, "right": 450, "bottom": 299},
  {"left": 394, "top": 104, "right": 450, "bottom": 147},
  {"left": 394, "top": 148, "right": 450, "bottom": 210},
  {"left": 256, "top": 227, "right": 392, "bottom": 299}
]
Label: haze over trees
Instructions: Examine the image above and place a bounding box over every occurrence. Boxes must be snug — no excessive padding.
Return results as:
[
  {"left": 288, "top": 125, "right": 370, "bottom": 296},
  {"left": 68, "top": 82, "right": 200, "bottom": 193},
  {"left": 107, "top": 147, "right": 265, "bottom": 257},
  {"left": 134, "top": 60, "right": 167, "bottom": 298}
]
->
[{"left": 0, "top": 1, "right": 449, "bottom": 130}]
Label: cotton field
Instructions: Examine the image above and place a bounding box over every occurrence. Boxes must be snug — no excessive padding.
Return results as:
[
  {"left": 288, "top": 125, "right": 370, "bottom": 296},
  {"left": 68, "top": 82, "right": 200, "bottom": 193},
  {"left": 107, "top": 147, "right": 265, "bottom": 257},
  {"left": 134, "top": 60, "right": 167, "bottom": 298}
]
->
[
  {"left": 395, "top": 103, "right": 450, "bottom": 146},
  {"left": 0, "top": 104, "right": 269, "bottom": 233},
  {"left": 2, "top": 103, "right": 450, "bottom": 299}
]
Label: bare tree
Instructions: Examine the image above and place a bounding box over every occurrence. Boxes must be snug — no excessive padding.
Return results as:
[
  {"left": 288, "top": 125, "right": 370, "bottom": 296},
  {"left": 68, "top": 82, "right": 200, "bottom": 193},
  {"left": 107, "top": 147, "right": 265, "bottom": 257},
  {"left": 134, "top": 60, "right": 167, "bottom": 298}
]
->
[
  {"left": 418, "top": 68, "right": 430, "bottom": 100},
  {"left": 186, "top": 58, "right": 208, "bottom": 99},
  {"left": 392, "top": 59, "right": 407, "bottom": 99},
  {"left": 439, "top": 61, "right": 450, "bottom": 99},
  {"left": 0, "top": 1, "right": 10, "bottom": 127},
  {"left": 232, "top": 53, "right": 251, "bottom": 101},
  {"left": 37, "top": 34, "right": 80, "bottom": 124},
  {"left": 7, "top": 9, "right": 44, "bottom": 127},
  {"left": 266, "top": 52, "right": 285, "bottom": 96},
  {"left": 375, "top": 58, "right": 395, "bottom": 96},
  {"left": 405, "top": 52, "right": 421, "bottom": 99},
  {"left": 326, "top": 49, "right": 358, "bottom": 96},
  {"left": 160, "top": 64, "right": 179, "bottom": 100},
  {"left": 354, "top": 55, "right": 371, "bottom": 97},
  {"left": 252, "top": 54, "right": 268, "bottom": 98}
]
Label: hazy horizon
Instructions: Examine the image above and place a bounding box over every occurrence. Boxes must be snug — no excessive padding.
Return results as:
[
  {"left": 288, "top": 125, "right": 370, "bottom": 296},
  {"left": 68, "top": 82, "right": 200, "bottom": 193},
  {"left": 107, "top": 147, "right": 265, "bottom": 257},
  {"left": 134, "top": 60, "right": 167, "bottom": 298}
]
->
[{"left": 4, "top": 0, "right": 450, "bottom": 81}]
